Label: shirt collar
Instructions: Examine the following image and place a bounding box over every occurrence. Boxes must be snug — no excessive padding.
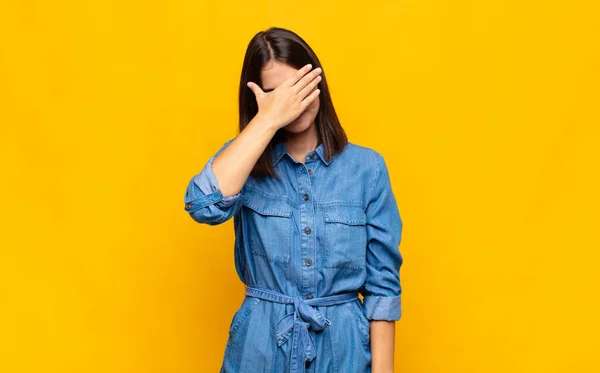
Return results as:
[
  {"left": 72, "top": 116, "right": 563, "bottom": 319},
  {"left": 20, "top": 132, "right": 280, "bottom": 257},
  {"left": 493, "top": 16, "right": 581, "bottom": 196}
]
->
[{"left": 272, "top": 141, "right": 337, "bottom": 166}]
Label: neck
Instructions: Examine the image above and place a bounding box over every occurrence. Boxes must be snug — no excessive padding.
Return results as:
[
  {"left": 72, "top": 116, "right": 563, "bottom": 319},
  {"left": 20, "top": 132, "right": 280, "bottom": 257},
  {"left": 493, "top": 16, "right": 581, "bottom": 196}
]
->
[{"left": 284, "top": 121, "right": 319, "bottom": 157}]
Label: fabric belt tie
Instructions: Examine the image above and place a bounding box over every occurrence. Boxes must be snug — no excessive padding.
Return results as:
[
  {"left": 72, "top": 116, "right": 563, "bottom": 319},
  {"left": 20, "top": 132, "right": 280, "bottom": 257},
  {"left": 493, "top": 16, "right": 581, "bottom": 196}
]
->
[{"left": 245, "top": 286, "right": 359, "bottom": 373}]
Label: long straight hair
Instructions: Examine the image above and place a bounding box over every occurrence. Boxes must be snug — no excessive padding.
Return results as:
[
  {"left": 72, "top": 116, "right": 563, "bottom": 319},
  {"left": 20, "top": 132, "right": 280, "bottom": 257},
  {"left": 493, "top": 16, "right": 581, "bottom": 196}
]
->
[{"left": 238, "top": 27, "right": 348, "bottom": 178}]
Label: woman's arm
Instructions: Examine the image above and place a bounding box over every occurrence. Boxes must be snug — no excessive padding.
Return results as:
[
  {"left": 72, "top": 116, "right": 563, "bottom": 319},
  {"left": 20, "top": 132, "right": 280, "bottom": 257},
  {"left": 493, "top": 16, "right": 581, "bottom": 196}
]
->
[
  {"left": 183, "top": 64, "right": 322, "bottom": 225},
  {"left": 211, "top": 114, "right": 279, "bottom": 198},
  {"left": 183, "top": 115, "right": 278, "bottom": 225},
  {"left": 371, "top": 320, "right": 396, "bottom": 373},
  {"left": 362, "top": 152, "right": 403, "bottom": 372}
]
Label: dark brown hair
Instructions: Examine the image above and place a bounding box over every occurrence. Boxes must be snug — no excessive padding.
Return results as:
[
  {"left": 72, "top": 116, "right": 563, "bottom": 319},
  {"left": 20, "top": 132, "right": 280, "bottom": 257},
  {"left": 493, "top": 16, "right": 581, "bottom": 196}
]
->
[{"left": 238, "top": 26, "right": 348, "bottom": 178}]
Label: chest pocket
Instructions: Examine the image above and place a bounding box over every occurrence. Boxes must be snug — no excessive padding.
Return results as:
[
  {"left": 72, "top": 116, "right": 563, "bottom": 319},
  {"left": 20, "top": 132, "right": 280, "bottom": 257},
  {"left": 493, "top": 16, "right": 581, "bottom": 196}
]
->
[
  {"left": 321, "top": 204, "right": 367, "bottom": 271},
  {"left": 242, "top": 192, "right": 293, "bottom": 265}
]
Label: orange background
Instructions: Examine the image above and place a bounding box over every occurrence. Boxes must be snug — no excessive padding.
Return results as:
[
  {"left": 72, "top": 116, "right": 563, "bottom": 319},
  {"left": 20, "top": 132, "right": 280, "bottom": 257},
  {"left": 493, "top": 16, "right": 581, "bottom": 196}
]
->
[{"left": 1, "top": 1, "right": 599, "bottom": 372}]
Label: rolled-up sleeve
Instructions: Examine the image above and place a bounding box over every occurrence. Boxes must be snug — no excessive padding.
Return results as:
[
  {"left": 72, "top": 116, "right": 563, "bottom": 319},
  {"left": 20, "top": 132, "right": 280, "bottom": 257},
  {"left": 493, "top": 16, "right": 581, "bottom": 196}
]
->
[
  {"left": 361, "top": 153, "right": 403, "bottom": 321},
  {"left": 183, "top": 138, "right": 244, "bottom": 225}
]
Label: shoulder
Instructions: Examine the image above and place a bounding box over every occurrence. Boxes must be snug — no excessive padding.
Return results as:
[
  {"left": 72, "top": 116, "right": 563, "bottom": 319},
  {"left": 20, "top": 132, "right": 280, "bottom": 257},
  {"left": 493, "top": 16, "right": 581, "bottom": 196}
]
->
[
  {"left": 340, "top": 142, "right": 394, "bottom": 192},
  {"left": 340, "top": 141, "right": 385, "bottom": 168}
]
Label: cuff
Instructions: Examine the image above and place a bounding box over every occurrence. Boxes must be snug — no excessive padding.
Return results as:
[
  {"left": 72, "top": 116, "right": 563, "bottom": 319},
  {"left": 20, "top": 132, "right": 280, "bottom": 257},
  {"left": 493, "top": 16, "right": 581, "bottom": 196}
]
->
[
  {"left": 184, "top": 189, "right": 225, "bottom": 214},
  {"left": 363, "top": 295, "right": 401, "bottom": 321}
]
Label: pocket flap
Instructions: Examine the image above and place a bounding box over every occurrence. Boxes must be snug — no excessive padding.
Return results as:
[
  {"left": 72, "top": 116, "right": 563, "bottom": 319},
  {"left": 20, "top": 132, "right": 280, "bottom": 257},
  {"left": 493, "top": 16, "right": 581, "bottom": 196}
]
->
[
  {"left": 323, "top": 205, "right": 367, "bottom": 225},
  {"left": 243, "top": 192, "right": 292, "bottom": 217}
]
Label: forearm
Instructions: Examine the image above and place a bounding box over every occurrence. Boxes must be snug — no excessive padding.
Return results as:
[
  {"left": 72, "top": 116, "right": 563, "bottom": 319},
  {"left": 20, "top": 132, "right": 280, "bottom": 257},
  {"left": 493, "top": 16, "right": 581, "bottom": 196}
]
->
[
  {"left": 211, "top": 114, "right": 278, "bottom": 197},
  {"left": 370, "top": 320, "right": 396, "bottom": 373}
]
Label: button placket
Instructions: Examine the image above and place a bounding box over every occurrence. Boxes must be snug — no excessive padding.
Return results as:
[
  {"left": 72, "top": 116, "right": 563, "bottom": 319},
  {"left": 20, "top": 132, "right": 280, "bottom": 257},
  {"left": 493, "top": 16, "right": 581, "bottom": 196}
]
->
[{"left": 295, "top": 157, "right": 317, "bottom": 301}]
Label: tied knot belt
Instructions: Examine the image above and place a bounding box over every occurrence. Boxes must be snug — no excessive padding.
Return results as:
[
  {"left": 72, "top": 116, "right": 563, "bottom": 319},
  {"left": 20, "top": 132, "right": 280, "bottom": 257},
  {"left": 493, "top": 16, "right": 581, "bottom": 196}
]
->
[{"left": 245, "top": 286, "right": 359, "bottom": 373}]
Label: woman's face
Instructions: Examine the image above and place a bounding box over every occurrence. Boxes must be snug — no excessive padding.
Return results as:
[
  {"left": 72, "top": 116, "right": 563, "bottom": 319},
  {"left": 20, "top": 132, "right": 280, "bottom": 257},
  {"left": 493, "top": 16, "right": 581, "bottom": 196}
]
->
[{"left": 260, "top": 60, "right": 320, "bottom": 134}]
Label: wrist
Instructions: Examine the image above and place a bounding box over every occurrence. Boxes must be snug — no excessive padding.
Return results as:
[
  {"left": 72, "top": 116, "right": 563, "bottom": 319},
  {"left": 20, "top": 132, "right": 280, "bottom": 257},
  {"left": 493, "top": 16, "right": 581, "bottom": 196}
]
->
[{"left": 253, "top": 112, "right": 282, "bottom": 132}]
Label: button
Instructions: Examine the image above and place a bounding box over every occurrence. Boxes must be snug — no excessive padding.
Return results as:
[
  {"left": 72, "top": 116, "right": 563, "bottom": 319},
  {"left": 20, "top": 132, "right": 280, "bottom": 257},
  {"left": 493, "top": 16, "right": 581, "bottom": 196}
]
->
[
  {"left": 184, "top": 203, "right": 192, "bottom": 210},
  {"left": 307, "top": 168, "right": 312, "bottom": 175},
  {"left": 303, "top": 194, "right": 309, "bottom": 201},
  {"left": 309, "top": 152, "right": 315, "bottom": 159},
  {"left": 306, "top": 294, "right": 313, "bottom": 299},
  {"left": 304, "top": 227, "right": 311, "bottom": 234},
  {"left": 305, "top": 258, "right": 312, "bottom": 266}
]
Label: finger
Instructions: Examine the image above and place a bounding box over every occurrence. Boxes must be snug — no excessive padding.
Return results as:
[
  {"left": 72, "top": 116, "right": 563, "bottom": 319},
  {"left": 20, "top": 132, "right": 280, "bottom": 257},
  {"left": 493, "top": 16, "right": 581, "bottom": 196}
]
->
[
  {"left": 293, "top": 67, "right": 322, "bottom": 94},
  {"left": 279, "top": 63, "right": 313, "bottom": 88},
  {"left": 246, "top": 81, "right": 265, "bottom": 98},
  {"left": 298, "top": 74, "right": 322, "bottom": 100},
  {"left": 300, "top": 88, "right": 320, "bottom": 111}
]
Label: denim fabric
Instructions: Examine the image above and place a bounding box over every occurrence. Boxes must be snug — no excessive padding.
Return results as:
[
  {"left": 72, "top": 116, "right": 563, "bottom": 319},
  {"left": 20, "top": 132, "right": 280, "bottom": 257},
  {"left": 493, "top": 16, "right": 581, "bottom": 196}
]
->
[{"left": 184, "top": 138, "right": 403, "bottom": 373}]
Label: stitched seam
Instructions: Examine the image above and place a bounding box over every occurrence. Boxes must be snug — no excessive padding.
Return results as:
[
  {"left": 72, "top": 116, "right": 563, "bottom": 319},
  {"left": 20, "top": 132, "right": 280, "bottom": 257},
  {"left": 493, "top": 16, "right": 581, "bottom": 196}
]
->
[
  {"left": 369, "top": 153, "right": 382, "bottom": 192},
  {"left": 244, "top": 184, "right": 293, "bottom": 203},
  {"left": 317, "top": 200, "right": 365, "bottom": 209}
]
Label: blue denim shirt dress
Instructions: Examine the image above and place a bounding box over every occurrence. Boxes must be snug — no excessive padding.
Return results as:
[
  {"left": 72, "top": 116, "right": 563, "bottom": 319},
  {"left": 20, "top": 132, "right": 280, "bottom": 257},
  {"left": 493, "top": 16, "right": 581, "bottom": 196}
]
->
[{"left": 183, "top": 138, "right": 403, "bottom": 373}]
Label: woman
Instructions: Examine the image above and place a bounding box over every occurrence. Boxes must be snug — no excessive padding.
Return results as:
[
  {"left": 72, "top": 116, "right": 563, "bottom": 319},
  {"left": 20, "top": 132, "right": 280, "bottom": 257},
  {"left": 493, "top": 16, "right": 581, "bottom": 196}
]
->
[{"left": 183, "top": 27, "right": 403, "bottom": 373}]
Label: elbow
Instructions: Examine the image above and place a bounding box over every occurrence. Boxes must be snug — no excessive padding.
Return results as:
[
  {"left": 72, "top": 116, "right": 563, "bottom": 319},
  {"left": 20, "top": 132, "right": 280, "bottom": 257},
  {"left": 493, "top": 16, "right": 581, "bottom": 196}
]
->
[
  {"left": 184, "top": 195, "right": 231, "bottom": 226},
  {"left": 184, "top": 190, "right": 243, "bottom": 226},
  {"left": 187, "top": 208, "right": 228, "bottom": 226}
]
